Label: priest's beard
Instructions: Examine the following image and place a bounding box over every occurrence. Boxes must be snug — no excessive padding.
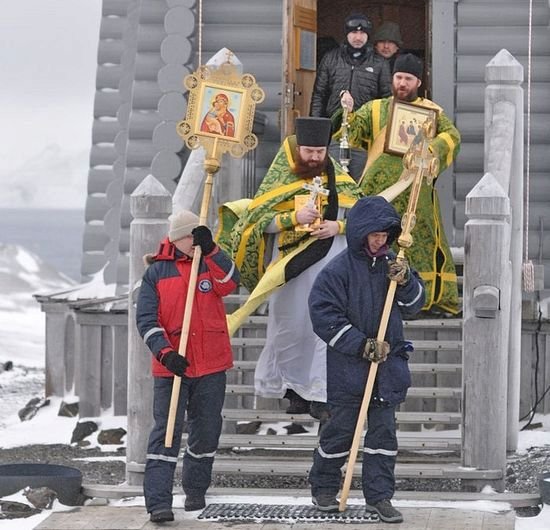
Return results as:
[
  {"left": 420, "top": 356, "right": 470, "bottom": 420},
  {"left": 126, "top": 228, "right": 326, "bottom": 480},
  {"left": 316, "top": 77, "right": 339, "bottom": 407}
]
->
[
  {"left": 294, "top": 149, "right": 328, "bottom": 179},
  {"left": 392, "top": 84, "right": 418, "bottom": 102}
]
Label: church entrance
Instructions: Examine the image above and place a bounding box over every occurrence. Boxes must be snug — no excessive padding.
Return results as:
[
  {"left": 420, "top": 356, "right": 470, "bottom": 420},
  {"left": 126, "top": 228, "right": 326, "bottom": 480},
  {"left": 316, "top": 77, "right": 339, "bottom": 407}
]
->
[{"left": 281, "top": 0, "right": 428, "bottom": 137}]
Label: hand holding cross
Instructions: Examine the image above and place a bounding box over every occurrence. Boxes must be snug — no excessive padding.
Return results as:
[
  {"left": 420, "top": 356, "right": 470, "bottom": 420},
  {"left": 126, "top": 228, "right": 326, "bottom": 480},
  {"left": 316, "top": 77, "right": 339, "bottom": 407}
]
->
[
  {"left": 297, "top": 176, "right": 330, "bottom": 230},
  {"left": 303, "top": 176, "right": 330, "bottom": 209}
]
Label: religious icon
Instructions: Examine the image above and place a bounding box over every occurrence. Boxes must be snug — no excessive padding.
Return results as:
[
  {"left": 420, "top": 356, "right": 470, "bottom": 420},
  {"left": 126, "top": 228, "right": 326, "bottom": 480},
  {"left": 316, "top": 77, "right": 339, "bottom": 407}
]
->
[
  {"left": 199, "top": 87, "right": 241, "bottom": 139},
  {"left": 384, "top": 101, "right": 438, "bottom": 156},
  {"left": 177, "top": 61, "right": 265, "bottom": 159}
]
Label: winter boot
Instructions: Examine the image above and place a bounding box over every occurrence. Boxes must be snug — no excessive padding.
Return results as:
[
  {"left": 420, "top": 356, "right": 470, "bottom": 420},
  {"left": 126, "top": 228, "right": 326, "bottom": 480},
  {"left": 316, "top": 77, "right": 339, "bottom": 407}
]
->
[
  {"left": 284, "top": 389, "right": 310, "bottom": 414},
  {"left": 312, "top": 494, "right": 339, "bottom": 512},
  {"left": 365, "top": 498, "right": 403, "bottom": 523},
  {"left": 150, "top": 509, "right": 174, "bottom": 522}
]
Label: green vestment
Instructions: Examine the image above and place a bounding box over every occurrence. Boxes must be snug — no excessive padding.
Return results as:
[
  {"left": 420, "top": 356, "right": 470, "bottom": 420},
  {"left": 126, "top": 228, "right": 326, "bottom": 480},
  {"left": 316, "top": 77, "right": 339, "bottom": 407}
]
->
[
  {"left": 336, "top": 97, "right": 461, "bottom": 314},
  {"left": 220, "top": 135, "right": 362, "bottom": 293}
]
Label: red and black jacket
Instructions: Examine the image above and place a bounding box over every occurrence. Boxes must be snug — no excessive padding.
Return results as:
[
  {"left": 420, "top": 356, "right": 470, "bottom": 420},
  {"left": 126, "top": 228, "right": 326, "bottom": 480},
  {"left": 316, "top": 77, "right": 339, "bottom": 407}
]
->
[{"left": 136, "top": 237, "right": 239, "bottom": 378}]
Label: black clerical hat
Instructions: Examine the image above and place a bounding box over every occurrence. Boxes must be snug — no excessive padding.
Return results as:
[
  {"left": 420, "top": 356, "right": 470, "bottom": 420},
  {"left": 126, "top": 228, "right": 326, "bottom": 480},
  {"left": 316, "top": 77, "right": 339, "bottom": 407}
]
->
[
  {"left": 295, "top": 117, "right": 332, "bottom": 147},
  {"left": 393, "top": 53, "right": 423, "bottom": 79}
]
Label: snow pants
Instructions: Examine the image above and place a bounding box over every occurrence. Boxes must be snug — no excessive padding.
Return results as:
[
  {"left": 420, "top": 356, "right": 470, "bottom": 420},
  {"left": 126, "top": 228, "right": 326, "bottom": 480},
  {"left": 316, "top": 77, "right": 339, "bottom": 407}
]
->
[
  {"left": 143, "top": 371, "right": 226, "bottom": 514},
  {"left": 309, "top": 399, "right": 397, "bottom": 504}
]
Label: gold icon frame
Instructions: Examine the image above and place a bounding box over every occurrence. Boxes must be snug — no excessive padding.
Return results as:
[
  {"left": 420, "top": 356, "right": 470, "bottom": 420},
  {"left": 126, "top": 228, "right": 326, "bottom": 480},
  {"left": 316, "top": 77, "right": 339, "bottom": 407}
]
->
[
  {"left": 177, "top": 63, "right": 265, "bottom": 159},
  {"left": 384, "top": 100, "right": 438, "bottom": 156}
]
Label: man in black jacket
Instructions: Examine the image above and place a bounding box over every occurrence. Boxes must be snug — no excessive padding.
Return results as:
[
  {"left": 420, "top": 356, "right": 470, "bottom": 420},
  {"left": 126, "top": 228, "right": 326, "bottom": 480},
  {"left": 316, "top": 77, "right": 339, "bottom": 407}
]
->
[
  {"left": 311, "top": 14, "right": 391, "bottom": 118},
  {"left": 310, "top": 14, "right": 391, "bottom": 179}
]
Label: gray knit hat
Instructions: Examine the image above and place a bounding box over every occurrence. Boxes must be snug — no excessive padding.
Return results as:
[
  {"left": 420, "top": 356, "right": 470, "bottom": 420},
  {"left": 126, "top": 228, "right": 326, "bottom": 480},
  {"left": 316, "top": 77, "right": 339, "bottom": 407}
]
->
[
  {"left": 373, "top": 21, "right": 403, "bottom": 47},
  {"left": 168, "top": 210, "right": 200, "bottom": 242}
]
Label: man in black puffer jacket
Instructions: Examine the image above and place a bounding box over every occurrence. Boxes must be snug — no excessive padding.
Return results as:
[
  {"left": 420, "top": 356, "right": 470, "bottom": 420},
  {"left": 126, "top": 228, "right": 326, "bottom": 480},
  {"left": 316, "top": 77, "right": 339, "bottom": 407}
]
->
[
  {"left": 310, "top": 14, "right": 391, "bottom": 179},
  {"left": 310, "top": 13, "right": 391, "bottom": 119}
]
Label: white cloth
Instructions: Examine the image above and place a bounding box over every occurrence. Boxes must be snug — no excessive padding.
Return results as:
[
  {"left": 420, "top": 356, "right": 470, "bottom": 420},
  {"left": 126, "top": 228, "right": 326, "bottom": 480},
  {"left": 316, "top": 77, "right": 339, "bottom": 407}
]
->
[{"left": 254, "top": 233, "right": 347, "bottom": 402}]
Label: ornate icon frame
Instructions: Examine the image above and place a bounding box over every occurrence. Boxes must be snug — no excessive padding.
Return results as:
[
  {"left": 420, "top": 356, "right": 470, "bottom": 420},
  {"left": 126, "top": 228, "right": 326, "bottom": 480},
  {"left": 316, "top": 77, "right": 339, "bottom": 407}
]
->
[
  {"left": 177, "top": 63, "right": 265, "bottom": 159},
  {"left": 384, "top": 100, "right": 438, "bottom": 156}
]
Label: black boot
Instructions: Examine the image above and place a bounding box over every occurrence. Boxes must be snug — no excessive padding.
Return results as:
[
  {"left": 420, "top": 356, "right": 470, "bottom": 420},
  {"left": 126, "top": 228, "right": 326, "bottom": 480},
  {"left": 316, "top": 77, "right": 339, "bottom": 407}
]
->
[
  {"left": 310, "top": 401, "right": 330, "bottom": 423},
  {"left": 284, "top": 389, "right": 310, "bottom": 414}
]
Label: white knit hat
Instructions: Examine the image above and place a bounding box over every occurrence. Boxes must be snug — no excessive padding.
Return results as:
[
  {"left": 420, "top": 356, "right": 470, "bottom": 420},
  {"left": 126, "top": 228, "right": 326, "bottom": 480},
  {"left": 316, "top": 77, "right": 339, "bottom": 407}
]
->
[{"left": 168, "top": 210, "right": 200, "bottom": 242}]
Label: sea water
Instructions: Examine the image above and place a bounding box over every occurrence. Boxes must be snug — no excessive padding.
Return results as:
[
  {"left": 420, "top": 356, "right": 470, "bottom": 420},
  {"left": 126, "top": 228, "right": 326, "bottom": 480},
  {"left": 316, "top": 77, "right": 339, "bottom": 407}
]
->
[{"left": 0, "top": 208, "right": 85, "bottom": 281}]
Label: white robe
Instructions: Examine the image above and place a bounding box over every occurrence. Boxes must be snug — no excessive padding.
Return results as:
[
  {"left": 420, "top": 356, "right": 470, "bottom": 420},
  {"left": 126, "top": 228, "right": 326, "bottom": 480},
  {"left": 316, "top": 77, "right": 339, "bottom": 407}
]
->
[{"left": 254, "top": 232, "right": 347, "bottom": 402}]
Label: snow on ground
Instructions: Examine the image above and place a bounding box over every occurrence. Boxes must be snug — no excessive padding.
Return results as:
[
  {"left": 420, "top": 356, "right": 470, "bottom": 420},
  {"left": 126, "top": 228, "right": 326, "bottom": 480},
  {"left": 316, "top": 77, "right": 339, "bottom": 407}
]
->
[{"left": 1, "top": 244, "right": 550, "bottom": 528}]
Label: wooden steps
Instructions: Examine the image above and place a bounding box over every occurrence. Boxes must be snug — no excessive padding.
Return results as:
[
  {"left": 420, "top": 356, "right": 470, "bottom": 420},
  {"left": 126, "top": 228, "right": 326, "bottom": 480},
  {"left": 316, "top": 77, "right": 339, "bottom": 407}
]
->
[
  {"left": 221, "top": 408, "right": 461, "bottom": 425},
  {"left": 231, "top": 360, "right": 461, "bottom": 374},
  {"left": 231, "top": 337, "right": 462, "bottom": 351},
  {"left": 217, "top": 304, "right": 469, "bottom": 484},
  {"left": 225, "top": 384, "right": 462, "bottom": 399},
  {"left": 126, "top": 457, "right": 497, "bottom": 480},
  {"left": 182, "top": 432, "right": 462, "bottom": 452},
  {"left": 230, "top": 315, "right": 463, "bottom": 329}
]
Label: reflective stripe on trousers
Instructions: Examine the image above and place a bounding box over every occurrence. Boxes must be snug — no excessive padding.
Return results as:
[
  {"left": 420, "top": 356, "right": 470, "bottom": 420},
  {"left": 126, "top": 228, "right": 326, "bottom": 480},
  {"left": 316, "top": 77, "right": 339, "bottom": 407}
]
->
[{"left": 143, "top": 372, "right": 226, "bottom": 513}]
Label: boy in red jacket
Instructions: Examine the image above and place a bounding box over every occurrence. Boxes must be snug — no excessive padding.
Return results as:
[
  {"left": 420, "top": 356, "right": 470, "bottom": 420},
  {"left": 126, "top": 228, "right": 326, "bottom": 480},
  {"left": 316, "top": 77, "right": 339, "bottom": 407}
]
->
[{"left": 136, "top": 209, "right": 239, "bottom": 523}]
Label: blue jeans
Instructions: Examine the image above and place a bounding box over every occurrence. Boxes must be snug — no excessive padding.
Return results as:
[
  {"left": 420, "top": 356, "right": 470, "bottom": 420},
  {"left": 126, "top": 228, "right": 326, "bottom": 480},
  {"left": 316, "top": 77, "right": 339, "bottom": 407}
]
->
[
  {"left": 143, "top": 371, "right": 226, "bottom": 513},
  {"left": 309, "top": 399, "right": 397, "bottom": 504}
]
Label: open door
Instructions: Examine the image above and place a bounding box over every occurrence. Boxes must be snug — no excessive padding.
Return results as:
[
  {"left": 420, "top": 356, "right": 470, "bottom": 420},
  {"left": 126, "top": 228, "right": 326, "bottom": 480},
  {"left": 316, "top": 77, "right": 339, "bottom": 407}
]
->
[{"left": 281, "top": 0, "right": 317, "bottom": 139}]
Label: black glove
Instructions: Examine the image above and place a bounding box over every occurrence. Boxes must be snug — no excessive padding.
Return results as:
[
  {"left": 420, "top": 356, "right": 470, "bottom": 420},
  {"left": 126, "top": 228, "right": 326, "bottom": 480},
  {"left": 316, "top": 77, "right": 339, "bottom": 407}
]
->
[
  {"left": 192, "top": 225, "right": 215, "bottom": 255},
  {"left": 160, "top": 351, "right": 189, "bottom": 377},
  {"left": 362, "top": 338, "right": 390, "bottom": 363},
  {"left": 387, "top": 258, "right": 410, "bottom": 285}
]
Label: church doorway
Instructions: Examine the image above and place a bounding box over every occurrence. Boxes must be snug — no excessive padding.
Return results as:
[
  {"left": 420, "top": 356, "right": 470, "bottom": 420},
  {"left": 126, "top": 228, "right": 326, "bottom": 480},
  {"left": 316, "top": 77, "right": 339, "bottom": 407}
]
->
[{"left": 281, "top": 0, "right": 429, "bottom": 137}]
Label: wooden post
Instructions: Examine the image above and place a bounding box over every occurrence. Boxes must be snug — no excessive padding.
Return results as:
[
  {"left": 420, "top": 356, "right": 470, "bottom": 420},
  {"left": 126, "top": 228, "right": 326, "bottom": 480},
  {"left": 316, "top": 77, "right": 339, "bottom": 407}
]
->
[
  {"left": 484, "top": 50, "right": 524, "bottom": 451},
  {"left": 462, "top": 172, "right": 511, "bottom": 491},
  {"left": 113, "top": 323, "right": 129, "bottom": 416},
  {"left": 35, "top": 300, "right": 70, "bottom": 398},
  {"left": 126, "top": 175, "right": 172, "bottom": 486},
  {"left": 76, "top": 317, "right": 102, "bottom": 418}
]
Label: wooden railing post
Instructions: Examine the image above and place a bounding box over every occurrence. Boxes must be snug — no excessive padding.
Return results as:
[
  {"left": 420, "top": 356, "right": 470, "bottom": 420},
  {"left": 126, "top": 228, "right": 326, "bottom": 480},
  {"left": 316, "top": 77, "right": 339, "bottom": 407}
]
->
[
  {"left": 126, "top": 175, "right": 171, "bottom": 486},
  {"left": 484, "top": 49, "right": 524, "bottom": 451},
  {"left": 33, "top": 299, "right": 71, "bottom": 398},
  {"left": 462, "top": 172, "right": 511, "bottom": 491}
]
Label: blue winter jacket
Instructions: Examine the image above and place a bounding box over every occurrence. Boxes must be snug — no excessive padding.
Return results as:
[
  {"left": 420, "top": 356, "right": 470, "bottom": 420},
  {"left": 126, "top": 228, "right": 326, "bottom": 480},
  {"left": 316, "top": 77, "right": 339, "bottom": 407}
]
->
[{"left": 308, "top": 196, "right": 425, "bottom": 405}]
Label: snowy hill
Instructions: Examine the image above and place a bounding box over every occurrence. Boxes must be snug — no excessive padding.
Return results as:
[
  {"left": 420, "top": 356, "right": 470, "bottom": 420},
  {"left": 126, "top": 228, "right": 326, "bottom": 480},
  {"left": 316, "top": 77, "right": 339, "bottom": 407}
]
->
[
  {"left": 0, "top": 243, "right": 74, "bottom": 301},
  {"left": 0, "top": 243, "right": 74, "bottom": 366},
  {"left": 0, "top": 144, "right": 88, "bottom": 209}
]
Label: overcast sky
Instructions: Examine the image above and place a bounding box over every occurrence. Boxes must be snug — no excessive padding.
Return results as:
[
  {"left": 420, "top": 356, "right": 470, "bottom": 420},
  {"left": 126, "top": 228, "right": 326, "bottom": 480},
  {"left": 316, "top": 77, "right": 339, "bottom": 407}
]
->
[{"left": 0, "top": 1, "right": 102, "bottom": 186}]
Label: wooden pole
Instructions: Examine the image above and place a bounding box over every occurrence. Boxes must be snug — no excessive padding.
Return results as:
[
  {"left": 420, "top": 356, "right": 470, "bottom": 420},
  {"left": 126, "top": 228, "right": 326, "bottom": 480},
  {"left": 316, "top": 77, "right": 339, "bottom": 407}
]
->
[
  {"left": 338, "top": 122, "right": 437, "bottom": 511},
  {"left": 165, "top": 149, "right": 221, "bottom": 447},
  {"left": 338, "top": 273, "right": 400, "bottom": 511}
]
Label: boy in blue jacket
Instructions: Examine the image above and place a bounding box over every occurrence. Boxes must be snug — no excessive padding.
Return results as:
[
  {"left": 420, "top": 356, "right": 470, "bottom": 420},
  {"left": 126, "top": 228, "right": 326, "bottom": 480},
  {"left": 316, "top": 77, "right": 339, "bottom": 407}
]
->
[{"left": 308, "top": 196, "right": 425, "bottom": 523}]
